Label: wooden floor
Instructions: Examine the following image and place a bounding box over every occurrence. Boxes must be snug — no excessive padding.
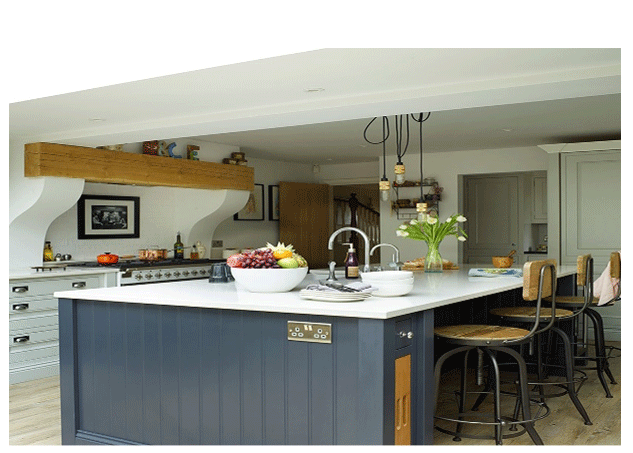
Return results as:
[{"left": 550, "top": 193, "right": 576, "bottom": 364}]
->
[{"left": 9, "top": 343, "right": 620, "bottom": 446}]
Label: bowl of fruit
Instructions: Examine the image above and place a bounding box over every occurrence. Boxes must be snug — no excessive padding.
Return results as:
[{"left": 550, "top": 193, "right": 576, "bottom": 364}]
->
[{"left": 226, "top": 242, "right": 309, "bottom": 293}]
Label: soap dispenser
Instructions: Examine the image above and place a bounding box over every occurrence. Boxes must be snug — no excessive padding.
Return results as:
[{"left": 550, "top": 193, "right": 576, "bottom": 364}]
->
[{"left": 343, "top": 242, "right": 359, "bottom": 279}]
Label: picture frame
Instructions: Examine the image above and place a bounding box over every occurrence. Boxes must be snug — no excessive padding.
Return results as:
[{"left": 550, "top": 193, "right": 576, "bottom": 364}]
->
[
  {"left": 268, "top": 184, "right": 280, "bottom": 221},
  {"left": 77, "top": 195, "right": 140, "bottom": 239},
  {"left": 234, "top": 184, "right": 265, "bottom": 221}
]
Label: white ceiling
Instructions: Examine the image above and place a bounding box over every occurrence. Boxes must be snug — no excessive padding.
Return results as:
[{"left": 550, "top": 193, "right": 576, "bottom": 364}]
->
[{"left": 9, "top": 48, "right": 621, "bottom": 164}]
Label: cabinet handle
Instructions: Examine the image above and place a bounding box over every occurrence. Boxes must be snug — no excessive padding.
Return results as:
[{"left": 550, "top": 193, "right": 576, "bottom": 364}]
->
[
  {"left": 72, "top": 281, "right": 86, "bottom": 288},
  {"left": 12, "top": 286, "right": 29, "bottom": 293},
  {"left": 12, "top": 303, "right": 29, "bottom": 311},
  {"left": 398, "top": 331, "right": 414, "bottom": 339},
  {"left": 13, "top": 335, "right": 30, "bottom": 343}
]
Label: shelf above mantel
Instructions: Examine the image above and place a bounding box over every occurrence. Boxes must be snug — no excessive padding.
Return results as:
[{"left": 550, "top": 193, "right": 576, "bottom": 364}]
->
[{"left": 24, "top": 142, "right": 254, "bottom": 191}]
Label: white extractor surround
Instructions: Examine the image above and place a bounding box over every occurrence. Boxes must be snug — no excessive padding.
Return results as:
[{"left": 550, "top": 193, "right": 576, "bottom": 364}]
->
[{"left": 9, "top": 138, "right": 250, "bottom": 272}]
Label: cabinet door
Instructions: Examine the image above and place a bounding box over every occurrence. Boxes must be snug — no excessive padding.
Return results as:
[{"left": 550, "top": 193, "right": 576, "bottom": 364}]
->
[
  {"left": 462, "top": 174, "right": 521, "bottom": 263},
  {"left": 532, "top": 175, "right": 548, "bottom": 222},
  {"left": 561, "top": 151, "right": 620, "bottom": 268},
  {"left": 394, "top": 354, "right": 411, "bottom": 445}
]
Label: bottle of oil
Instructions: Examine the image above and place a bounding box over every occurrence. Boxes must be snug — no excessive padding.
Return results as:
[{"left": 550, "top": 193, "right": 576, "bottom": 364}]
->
[
  {"left": 43, "top": 241, "right": 54, "bottom": 262},
  {"left": 174, "top": 232, "right": 184, "bottom": 260}
]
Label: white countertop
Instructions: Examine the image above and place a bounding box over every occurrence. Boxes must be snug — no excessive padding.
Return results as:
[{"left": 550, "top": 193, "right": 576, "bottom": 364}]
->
[
  {"left": 9, "top": 266, "right": 119, "bottom": 280},
  {"left": 54, "top": 265, "right": 576, "bottom": 319}
]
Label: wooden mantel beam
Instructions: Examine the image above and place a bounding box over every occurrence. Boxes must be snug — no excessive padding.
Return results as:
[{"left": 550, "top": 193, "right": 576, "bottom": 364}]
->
[{"left": 24, "top": 142, "right": 254, "bottom": 191}]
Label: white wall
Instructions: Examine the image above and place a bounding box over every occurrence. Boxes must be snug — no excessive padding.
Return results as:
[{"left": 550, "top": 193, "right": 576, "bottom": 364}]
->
[
  {"left": 212, "top": 156, "right": 317, "bottom": 250},
  {"left": 379, "top": 146, "right": 549, "bottom": 265}
]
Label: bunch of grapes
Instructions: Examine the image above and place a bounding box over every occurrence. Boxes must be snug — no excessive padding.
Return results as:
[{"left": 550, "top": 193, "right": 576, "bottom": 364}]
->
[{"left": 236, "top": 248, "right": 281, "bottom": 269}]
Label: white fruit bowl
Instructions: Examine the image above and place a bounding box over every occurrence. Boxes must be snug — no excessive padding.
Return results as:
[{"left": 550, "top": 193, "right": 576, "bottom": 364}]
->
[{"left": 231, "top": 267, "right": 309, "bottom": 293}]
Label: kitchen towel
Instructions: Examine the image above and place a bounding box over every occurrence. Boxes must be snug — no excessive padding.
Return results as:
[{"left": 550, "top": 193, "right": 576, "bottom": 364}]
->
[
  {"left": 593, "top": 252, "right": 621, "bottom": 306},
  {"left": 468, "top": 268, "right": 523, "bottom": 278}
]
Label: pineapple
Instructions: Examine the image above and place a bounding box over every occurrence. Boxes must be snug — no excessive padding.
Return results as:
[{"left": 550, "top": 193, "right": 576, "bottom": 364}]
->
[{"left": 265, "top": 242, "right": 295, "bottom": 260}]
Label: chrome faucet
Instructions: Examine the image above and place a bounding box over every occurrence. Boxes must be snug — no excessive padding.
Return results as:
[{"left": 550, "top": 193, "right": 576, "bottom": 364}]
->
[
  {"left": 328, "top": 227, "right": 372, "bottom": 273},
  {"left": 370, "top": 243, "right": 402, "bottom": 270}
]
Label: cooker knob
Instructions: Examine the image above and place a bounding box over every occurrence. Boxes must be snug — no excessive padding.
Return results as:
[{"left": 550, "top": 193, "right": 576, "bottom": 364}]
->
[
  {"left": 199, "top": 269, "right": 207, "bottom": 275},
  {"left": 182, "top": 270, "right": 189, "bottom": 277},
  {"left": 135, "top": 274, "right": 143, "bottom": 281},
  {"left": 164, "top": 272, "right": 172, "bottom": 278},
  {"left": 173, "top": 271, "right": 180, "bottom": 278},
  {"left": 155, "top": 272, "right": 163, "bottom": 279},
  {"left": 190, "top": 270, "right": 198, "bottom": 276},
  {"left": 145, "top": 273, "right": 153, "bottom": 279}
]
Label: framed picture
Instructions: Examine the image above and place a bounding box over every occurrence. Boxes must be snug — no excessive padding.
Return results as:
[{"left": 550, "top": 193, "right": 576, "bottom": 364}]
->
[
  {"left": 77, "top": 195, "right": 140, "bottom": 239},
  {"left": 268, "top": 185, "right": 280, "bottom": 220},
  {"left": 234, "top": 184, "right": 264, "bottom": 221}
]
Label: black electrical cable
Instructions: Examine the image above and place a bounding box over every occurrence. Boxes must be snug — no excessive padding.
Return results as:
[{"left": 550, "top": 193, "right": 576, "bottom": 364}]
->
[
  {"left": 363, "top": 116, "right": 390, "bottom": 179},
  {"left": 410, "top": 112, "right": 431, "bottom": 199}
]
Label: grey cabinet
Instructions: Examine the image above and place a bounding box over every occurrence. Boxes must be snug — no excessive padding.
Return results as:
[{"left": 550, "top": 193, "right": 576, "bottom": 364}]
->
[
  {"left": 9, "top": 274, "right": 103, "bottom": 383},
  {"left": 531, "top": 174, "right": 547, "bottom": 223}
]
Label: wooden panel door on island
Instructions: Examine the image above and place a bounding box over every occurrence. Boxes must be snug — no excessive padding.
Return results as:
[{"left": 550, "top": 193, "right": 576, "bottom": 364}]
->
[
  {"left": 279, "top": 182, "right": 332, "bottom": 269},
  {"left": 394, "top": 354, "right": 411, "bottom": 445}
]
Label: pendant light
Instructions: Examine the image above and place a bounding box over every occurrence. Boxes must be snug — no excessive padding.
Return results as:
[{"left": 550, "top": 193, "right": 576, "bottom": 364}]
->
[
  {"left": 393, "top": 114, "right": 410, "bottom": 185},
  {"left": 411, "top": 112, "right": 432, "bottom": 221}
]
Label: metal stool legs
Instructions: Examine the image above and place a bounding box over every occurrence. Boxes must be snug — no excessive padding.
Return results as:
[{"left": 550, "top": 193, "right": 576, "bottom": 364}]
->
[
  {"left": 583, "top": 308, "right": 617, "bottom": 398},
  {"left": 434, "top": 345, "right": 546, "bottom": 445}
]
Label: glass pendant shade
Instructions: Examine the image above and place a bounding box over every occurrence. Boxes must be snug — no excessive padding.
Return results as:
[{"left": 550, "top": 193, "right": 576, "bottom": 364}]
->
[
  {"left": 394, "top": 163, "right": 406, "bottom": 184},
  {"left": 379, "top": 178, "right": 390, "bottom": 201}
]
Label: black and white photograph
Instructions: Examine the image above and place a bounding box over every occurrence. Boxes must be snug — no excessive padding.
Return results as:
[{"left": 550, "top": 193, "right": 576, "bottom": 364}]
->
[{"left": 77, "top": 195, "right": 140, "bottom": 239}]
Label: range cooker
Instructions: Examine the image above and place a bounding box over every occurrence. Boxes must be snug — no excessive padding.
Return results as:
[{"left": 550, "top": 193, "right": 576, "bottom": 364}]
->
[{"left": 67, "top": 258, "right": 225, "bottom": 286}]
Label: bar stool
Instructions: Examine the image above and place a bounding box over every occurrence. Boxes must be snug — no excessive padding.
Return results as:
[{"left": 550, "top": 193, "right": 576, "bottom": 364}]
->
[
  {"left": 433, "top": 260, "right": 557, "bottom": 445},
  {"left": 552, "top": 251, "right": 620, "bottom": 398},
  {"left": 489, "top": 256, "right": 592, "bottom": 426}
]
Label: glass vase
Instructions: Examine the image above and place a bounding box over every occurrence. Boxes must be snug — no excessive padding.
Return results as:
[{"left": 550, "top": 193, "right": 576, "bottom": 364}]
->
[{"left": 425, "top": 242, "right": 443, "bottom": 273}]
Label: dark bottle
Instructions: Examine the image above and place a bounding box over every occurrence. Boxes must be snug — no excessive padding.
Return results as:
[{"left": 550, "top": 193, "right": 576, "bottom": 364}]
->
[{"left": 174, "top": 232, "right": 184, "bottom": 259}]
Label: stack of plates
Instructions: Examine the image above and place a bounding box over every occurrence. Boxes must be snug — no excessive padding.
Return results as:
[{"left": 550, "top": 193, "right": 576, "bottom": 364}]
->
[{"left": 299, "top": 289, "right": 373, "bottom": 302}]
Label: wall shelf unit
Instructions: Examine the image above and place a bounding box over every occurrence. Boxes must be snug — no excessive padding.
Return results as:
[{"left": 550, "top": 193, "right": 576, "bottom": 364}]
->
[{"left": 391, "top": 180, "right": 441, "bottom": 220}]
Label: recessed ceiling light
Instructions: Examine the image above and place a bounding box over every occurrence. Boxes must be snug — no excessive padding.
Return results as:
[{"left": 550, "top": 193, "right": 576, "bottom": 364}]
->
[
  {"left": 89, "top": 117, "right": 106, "bottom": 122},
  {"left": 501, "top": 128, "right": 513, "bottom": 132},
  {"left": 303, "top": 87, "right": 325, "bottom": 93}
]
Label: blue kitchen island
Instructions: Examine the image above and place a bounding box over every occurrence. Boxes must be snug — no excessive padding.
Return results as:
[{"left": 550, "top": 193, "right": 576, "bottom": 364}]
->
[{"left": 55, "top": 266, "right": 575, "bottom": 445}]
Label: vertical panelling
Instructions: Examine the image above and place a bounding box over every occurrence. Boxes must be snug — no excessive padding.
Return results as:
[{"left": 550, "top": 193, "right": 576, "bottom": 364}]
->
[
  {"left": 241, "top": 312, "right": 264, "bottom": 444},
  {"left": 219, "top": 311, "right": 241, "bottom": 443},
  {"left": 334, "top": 316, "right": 358, "bottom": 444},
  {"left": 75, "top": 301, "right": 96, "bottom": 433},
  {"left": 200, "top": 309, "right": 221, "bottom": 444},
  {"left": 262, "top": 313, "right": 287, "bottom": 444},
  {"left": 69, "top": 301, "right": 396, "bottom": 445},
  {"left": 413, "top": 310, "right": 435, "bottom": 445},
  {"left": 286, "top": 333, "right": 310, "bottom": 444},
  {"left": 142, "top": 305, "right": 162, "bottom": 444},
  {"left": 309, "top": 316, "right": 335, "bottom": 445},
  {"left": 178, "top": 308, "right": 202, "bottom": 444},
  {"left": 91, "top": 301, "right": 112, "bottom": 436},
  {"left": 109, "top": 304, "right": 127, "bottom": 438},
  {"left": 160, "top": 306, "right": 180, "bottom": 444},
  {"left": 125, "top": 304, "right": 144, "bottom": 442},
  {"left": 357, "top": 319, "right": 388, "bottom": 445}
]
